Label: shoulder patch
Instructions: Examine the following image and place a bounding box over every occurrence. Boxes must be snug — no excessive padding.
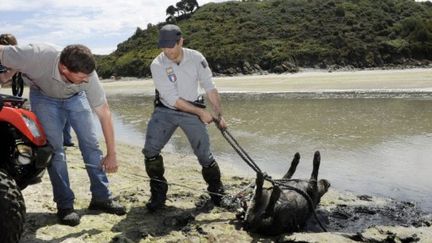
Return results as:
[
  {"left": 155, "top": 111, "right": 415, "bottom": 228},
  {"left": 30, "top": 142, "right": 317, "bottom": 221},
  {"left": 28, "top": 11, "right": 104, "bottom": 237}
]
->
[{"left": 201, "top": 60, "right": 208, "bottom": 69}]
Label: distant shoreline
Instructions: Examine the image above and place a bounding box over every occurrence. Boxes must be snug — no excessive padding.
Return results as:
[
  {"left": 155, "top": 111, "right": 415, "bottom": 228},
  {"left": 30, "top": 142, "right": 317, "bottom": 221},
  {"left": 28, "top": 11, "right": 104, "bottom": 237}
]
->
[
  {"left": 1, "top": 67, "right": 430, "bottom": 96},
  {"left": 101, "top": 66, "right": 432, "bottom": 82},
  {"left": 102, "top": 67, "right": 432, "bottom": 95}
]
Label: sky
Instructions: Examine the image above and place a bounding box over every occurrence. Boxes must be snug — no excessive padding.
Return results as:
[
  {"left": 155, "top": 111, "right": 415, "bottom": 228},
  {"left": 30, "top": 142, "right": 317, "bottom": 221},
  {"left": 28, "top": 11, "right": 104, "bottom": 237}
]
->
[
  {"left": 0, "top": 0, "right": 225, "bottom": 55},
  {"left": 2, "top": 0, "right": 429, "bottom": 55}
]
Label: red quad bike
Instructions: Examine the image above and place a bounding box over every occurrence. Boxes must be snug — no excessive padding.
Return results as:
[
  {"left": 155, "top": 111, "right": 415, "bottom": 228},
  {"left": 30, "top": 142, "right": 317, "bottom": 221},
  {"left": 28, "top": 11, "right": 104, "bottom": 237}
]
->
[{"left": 0, "top": 93, "right": 52, "bottom": 242}]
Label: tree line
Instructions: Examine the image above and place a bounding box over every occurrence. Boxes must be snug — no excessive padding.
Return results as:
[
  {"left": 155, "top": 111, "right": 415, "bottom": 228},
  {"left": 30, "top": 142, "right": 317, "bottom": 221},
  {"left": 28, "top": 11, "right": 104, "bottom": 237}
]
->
[
  {"left": 96, "top": 0, "right": 432, "bottom": 79},
  {"left": 165, "top": 0, "right": 199, "bottom": 22}
]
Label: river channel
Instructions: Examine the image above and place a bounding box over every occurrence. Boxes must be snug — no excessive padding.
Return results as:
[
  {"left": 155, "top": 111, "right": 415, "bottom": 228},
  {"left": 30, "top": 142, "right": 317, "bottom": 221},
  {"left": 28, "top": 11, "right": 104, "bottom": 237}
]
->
[{"left": 104, "top": 92, "right": 432, "bottom": 212}]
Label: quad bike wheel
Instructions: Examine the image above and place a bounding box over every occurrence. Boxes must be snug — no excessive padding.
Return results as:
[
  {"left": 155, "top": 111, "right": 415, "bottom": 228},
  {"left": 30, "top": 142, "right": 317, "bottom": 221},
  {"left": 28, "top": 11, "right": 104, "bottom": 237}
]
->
[{"left": 0, "top": 170, "right": 26, "bottom": 243}]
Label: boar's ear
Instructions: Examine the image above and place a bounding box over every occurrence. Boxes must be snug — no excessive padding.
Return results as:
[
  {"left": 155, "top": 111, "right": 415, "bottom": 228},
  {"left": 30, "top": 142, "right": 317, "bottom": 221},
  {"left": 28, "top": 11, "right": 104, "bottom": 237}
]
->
[{"left": 318, "top": 179, "right": 331, "bottom": 197}]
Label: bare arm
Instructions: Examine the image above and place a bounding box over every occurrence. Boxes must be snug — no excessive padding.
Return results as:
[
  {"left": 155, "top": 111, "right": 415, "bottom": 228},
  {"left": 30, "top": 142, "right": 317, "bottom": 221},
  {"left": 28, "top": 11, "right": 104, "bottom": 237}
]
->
[
  {"left": 0, "top": 46, "right": 17, "bottom": 84},
  {"left": 206, "top": 88, "right": 227, "bottom": 129},
  {"left": 94, "top": 101, "right": 118, "bottom": 173},
  {"left": 174, "top": 98, "right": 213, "bottom": 124},
  {"left": 0, "top": 70, "right": 16, "bottom": 84}
]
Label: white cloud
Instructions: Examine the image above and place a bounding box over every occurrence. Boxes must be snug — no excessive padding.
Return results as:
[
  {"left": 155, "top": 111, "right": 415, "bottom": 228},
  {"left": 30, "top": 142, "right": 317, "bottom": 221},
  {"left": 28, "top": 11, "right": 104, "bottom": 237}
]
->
[{"left": 1, "top": 0, "right": 226, "bottom": 54}]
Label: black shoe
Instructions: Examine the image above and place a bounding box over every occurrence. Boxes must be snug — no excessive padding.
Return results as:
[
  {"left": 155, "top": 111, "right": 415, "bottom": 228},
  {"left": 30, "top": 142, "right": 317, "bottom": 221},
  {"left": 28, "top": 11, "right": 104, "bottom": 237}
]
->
[
  {"left": 63, "top": 142, "right": 75, "bottom": 147},
  {"left": 57, "top": 208, "right": 80, "bottom": 226},
  {"left": 88, "top": 199, "right": 126, "bottom": 215}
]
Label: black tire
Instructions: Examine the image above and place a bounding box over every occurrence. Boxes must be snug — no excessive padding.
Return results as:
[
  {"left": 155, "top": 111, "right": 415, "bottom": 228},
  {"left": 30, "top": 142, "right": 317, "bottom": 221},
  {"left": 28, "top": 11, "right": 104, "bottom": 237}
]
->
[{"left": 0, "top": 170, "right": 26, "bottom": 243}]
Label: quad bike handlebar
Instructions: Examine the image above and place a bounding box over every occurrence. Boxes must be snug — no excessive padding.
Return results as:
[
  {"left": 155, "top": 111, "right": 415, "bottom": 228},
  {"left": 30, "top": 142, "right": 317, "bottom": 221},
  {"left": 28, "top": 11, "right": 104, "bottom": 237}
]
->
[{"left": 0, "top": 94, "right": 27, "bottom": 110}]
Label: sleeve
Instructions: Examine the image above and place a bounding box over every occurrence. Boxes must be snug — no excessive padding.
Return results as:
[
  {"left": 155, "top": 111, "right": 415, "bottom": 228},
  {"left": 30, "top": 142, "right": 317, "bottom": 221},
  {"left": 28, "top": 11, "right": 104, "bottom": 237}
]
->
[
  {"left": 196, "top": 53, "right": 215, "bottom": 92},
  {"left": 0, "top": 44, "right": 45, "bottom": 78},
  {"left": 150, "top": 62, "right": 179, "bottom": 107},
  {"left": 0, "top": 45, "right": 37, "bottom": 73},
  {"left": 84, "top": 71, "right": 107, "bottom": 109}
]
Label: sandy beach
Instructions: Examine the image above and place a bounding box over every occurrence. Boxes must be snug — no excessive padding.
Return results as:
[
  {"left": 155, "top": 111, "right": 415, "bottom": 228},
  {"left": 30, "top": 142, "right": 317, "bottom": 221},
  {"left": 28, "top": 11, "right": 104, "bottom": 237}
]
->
[
  {"left": 102, "top": 68, "right": 432, "bottom": 95},
  {"left": 7, "top": 68, "right": 432, "bottom": 242},
  {"left": 20, "top": 144, "right": 432, "bottom": 242}
]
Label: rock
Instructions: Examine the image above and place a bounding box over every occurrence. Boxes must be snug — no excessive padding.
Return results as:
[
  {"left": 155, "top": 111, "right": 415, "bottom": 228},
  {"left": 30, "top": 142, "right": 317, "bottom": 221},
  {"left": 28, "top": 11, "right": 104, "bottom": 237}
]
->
[
  {"left": 273, "top": 65, "right": 285, "bottom": 73},
  {"left": 253, "top": 64, "right": 263, "bottom": 71},
  {"left": 225, "top": 67, "right": 237, "bottom": 75}
]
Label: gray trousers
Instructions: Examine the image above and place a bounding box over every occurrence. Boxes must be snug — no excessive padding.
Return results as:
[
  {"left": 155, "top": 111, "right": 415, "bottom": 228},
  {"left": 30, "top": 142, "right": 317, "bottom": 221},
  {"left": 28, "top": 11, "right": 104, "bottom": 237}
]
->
[{"left": 143, "top": 107, "right": 215, "bottom": 167}]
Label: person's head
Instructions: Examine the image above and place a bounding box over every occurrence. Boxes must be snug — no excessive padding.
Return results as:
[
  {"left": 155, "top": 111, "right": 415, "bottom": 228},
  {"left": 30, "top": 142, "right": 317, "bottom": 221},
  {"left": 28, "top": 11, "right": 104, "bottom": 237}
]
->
[
  {"left": 59, "top": 44, "right": 96, "bottom": 84},
  {"left": 158, "top": 24, "right": 183, "bottom": 61},
  {"left": 0, "top": 33, "right": 17, "bottom": 45}
]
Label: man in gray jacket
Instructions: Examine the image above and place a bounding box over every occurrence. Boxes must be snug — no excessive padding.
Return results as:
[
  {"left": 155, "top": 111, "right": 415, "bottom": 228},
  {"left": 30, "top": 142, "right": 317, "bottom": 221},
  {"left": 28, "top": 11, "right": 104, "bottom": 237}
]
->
[
  {"left": 143, "top": 24, "right": 227, "bottom": 211},
  {"left": 0, "top": 44, "right": 125, "bottom": 226}
]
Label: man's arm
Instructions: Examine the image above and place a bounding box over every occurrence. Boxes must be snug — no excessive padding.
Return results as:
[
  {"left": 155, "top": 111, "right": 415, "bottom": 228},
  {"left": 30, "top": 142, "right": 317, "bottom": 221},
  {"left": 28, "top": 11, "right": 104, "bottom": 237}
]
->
[
  {"left": 174, "top": 98, "right": 214, "bottom": 124},
  {"left": 206, "top": 88, "right": 227, "bottom": 129},
  {"left": 94, "top": 101, "right": 118, "bottom": 173},
  {"left": 174, "top": 89, "right": 227, "bottom": 129},
  {"left": 0, "top": 69, "right": 16, "bottom": 84},
  {"left": 0, "top": 46, "right": 16, "bottom": 84}
]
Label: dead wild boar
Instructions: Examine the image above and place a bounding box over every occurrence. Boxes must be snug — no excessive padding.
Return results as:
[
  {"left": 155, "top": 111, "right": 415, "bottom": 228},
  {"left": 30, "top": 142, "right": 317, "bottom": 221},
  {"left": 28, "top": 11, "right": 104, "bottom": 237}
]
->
[{"left": 241, "top": 151, "right": 330, "bottom": 235}]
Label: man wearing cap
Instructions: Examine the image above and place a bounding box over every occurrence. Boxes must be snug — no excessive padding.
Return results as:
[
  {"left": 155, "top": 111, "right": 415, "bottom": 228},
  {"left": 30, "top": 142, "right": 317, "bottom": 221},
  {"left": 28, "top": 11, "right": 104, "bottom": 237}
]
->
[
  {"left": 0, "top": 43, "right": 126, "bottom": 226},
  {"left": 142, "top": 24, "right": 228, "bottom": 211}
]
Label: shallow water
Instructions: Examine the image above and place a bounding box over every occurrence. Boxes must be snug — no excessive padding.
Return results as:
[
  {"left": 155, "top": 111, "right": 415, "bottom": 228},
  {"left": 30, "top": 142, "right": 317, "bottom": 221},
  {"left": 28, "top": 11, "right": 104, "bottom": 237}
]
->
[{"left": 104, "top": 93, "right": 432, "bottom": 212}]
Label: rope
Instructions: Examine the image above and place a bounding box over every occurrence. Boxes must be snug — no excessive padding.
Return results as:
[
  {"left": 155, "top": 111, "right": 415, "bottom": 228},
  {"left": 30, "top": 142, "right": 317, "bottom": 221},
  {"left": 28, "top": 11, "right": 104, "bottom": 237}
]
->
[
  {"left": 148, "top": 177, "right": 226, "bottom": 197},
  {"left": 213, "top": 120, "right": 327, "bottom": 232},
  {"left": 82, "top": 162, "right": 222, "bottom": 197},
  {"left": 218, "top": 127, "right": 262, "bottom": 174}
]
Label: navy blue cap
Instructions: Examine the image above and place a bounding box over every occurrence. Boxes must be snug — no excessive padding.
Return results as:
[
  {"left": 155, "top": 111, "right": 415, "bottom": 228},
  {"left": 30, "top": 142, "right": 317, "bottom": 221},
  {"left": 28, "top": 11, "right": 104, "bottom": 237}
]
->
[{"left": 158, "top": 24, "right": 182, "bottom": 48}]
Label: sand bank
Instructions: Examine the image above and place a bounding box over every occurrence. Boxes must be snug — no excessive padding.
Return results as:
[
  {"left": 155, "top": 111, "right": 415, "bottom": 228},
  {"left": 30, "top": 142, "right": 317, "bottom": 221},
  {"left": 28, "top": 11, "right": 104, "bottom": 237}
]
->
[{"left": 102, "top": 68, "right": 432, "bottom": 95}]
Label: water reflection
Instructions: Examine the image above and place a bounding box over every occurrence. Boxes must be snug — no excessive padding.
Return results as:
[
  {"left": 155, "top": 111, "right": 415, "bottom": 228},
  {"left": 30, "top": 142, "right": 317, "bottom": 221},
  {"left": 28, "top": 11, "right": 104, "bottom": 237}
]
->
[{"left": 106, "top": 93, "right": 432, "bottom": 212}]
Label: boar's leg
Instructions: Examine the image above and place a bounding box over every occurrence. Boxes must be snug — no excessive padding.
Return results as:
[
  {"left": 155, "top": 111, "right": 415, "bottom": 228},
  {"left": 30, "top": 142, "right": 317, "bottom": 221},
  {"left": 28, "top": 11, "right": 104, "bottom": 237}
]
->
[
  {"left": 258, "top": 185, "right": 281, "bottom": 229},
  {"left": 307, "top": 151, "right": 321, "bottom": 199},
  {"left": 246, "top": 173, "right": 266, "bottom": 221},
  {"left": 263, "top": 185, "right": 281, "bottom": 218},
  {"left": 310, "top": 151, "right": 320, "bottom": 182},
  {"left": 283, "top": 152, "right": 300, "bottom": 179},
  {"left": 254, "top": 172, "right": 265, "bottom": 200}
]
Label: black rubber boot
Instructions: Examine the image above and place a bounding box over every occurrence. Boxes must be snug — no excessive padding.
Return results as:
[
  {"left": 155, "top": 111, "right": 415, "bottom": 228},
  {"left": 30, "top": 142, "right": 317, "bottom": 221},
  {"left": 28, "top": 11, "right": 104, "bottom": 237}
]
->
[
  {"left": 145, "top": 155, "right": 168, "bottom": 212},
  {"left": 202, "top": 161, "right": 225, "bottom": 206}
]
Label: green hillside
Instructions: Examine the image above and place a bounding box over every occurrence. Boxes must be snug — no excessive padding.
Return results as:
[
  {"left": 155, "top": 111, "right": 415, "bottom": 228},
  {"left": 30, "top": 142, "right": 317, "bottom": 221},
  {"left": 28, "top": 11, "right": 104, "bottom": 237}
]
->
[{"left": 97, "top": 0, "right": 432, "bottom": 78}]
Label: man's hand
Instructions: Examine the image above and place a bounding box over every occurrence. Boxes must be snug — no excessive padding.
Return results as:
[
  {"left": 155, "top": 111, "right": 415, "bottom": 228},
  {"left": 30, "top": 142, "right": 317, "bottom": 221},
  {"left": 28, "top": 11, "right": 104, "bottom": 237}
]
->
[
  {"left": 175, "top": 98, "right": 215, "bottom": 125},
  {"left": 212, "top": 115, "right": 227, "bottom": 131},
  {"left": 101, "top": 153, "right": 118, "bottom": 173},
  {"left": 206, "top": 89, "right": 227, "bottom": 130},
  {"left": 0, "top": 64, "right": 7, "bottom": 73},
  {"left": 199, "top": 109, "right": 214, "bottom": 124},
  {"left": 94, "top": 101, "right": 118, "bottom": 173},
  {"left": 0, "top": 68, "right": 16, "bottom": 84}
]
